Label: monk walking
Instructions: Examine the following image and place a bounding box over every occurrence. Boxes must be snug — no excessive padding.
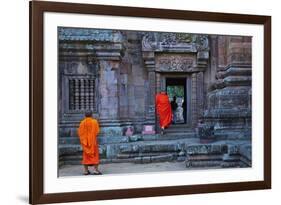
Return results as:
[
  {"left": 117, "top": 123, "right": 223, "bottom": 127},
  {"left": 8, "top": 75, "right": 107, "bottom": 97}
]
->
[
  {"left": 78, "top": 111, "right": 102, "bottom": 175},
  {"left": 156, "top": 91, "right": 172, "bottom": 135}
]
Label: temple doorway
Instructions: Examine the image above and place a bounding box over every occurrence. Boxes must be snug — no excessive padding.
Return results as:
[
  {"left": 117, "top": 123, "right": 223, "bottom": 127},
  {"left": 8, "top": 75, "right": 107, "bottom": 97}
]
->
[{"left": 166, "top": 78, "right": 187, "bottom": 124}]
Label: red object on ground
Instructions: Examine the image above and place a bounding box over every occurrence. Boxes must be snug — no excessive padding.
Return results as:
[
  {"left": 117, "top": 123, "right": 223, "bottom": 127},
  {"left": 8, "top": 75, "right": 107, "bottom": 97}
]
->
[
  {"left": 78, "top": 117, "right": 100, "bottom": 165},
  {"left": 155, "top": 92, "right": 172, "bottom": 128}
]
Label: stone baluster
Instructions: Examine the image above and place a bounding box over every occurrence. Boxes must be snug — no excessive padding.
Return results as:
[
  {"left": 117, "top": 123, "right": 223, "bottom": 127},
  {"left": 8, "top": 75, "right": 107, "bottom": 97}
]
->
[
  {"left": 89, "top": 79, "right": 94, "bottom": 110},
  {"left": 84, "top": 78, "right": 89, "bottom": 110},
  {"left": 80, "top": 79, "right": 85, "bottom": 110},
  {"left": 74, "top": 78, "right": 80, "bottom": 110},
  {"left": 69, "top": 78, "right": 75, "bottom": 110}
]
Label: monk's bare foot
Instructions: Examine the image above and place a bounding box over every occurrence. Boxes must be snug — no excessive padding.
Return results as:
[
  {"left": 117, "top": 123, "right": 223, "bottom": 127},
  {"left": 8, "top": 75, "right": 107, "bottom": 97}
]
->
[
  {"left": 83, "top": 170, "right": 90, "bottom": 175},
  {"left": 93, "top": 170, "right": 102, "bottom": 175}
]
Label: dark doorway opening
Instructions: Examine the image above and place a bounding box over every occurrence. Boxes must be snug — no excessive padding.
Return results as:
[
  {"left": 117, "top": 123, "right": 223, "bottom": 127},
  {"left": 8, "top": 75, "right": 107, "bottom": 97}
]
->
[{"left": 166, "top": 78, "right": 187, "bottom": 124}]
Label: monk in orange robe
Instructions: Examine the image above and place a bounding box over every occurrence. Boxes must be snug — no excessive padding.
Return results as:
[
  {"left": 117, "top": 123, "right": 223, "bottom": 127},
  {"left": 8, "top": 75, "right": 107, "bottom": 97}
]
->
[
  {"left": 78, "top": 111, "right": 102, "bottom": 175},
  {"left": 156, "top": 91, "right": 172, "bottom": 134}
]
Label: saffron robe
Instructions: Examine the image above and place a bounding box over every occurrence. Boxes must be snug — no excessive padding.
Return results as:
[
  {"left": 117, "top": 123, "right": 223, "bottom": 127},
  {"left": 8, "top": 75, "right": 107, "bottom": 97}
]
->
[
  {"left": 78, "top": 117, "right": 100, "bottom": 165},
  {"left": 155, "top": 93, "right": 172, "bottom": 128}
]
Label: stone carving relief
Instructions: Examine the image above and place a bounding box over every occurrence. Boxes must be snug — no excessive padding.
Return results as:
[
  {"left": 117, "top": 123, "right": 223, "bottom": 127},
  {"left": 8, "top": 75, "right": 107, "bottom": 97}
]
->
[
  {"left": 174, "top": 97, "right": 185, "bottom": 123},
  {"left": 58, "top": 27, "right": 123, "bottom": 42},
  {"left": 65, "top": 62, "right": 78, "bottom": 74},
  {"left": 142, "top": 32, "right": 209, "bottom": 52},
  {"left": 142, "top": 33, "right": 157, "bottom": 51},
  {"left": 196, "top": 35, "right": 209, "bottom": 51},
  {"left": 160, "top": 33, "right": 193, "bottom": 45},
  {"left": 156, "top": 55, "right": 195, "bottom": 72}
]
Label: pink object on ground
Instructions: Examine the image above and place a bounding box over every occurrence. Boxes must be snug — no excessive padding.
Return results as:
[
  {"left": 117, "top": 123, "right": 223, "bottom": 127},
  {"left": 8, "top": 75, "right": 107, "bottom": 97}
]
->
[{"left": 142, "top": 125, "right": 156, "bottom": 134}]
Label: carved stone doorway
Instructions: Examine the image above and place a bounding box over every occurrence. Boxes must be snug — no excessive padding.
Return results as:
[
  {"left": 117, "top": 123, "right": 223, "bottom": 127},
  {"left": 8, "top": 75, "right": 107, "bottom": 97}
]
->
[
  {"left": 156, "top": 73, "right": 193, "bottom": 131},
  {"left": 166, "top": 78, "right": 187, "bottom": 124}
]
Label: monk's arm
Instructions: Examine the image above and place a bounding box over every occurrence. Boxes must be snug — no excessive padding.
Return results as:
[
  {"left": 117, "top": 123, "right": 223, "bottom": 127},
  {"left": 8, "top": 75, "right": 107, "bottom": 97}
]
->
[
  {"left": 78, "top": 122, "right": 89, "bottom": 147},
  {"left": 77, "top": 123, "right": 83, "bottom": 138}
]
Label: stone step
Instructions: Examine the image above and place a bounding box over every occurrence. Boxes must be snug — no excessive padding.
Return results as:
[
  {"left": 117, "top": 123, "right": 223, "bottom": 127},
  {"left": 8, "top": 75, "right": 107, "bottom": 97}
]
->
[
  {"left": 165, "top": 126, "right": 194, "bottom": 130},
  {"left": 59, "top": 132, "right": 197, "bottom": 145},
  {"left": 59, "top": 139, "right": 251, "bottom": 166},
  {"left": 59, "top": 139, "right": 250, "bottom": 156},
  {"left": 116, "top": 151, "right": 182, "bottom": 159},
  {"left": 60, "top": 152, "right": 186, "bottom": 166},
  {"left": 134, "top": 133, "right": 197, "bottom": 141},
  {"left": 164, "top": 127, "right": 196, "bottom": 134},
  {"left": 167, "top": 124, "right": 193, "bottom": 129},
  {"left": 164, "top": 130, "right": 196, "bottom": 134},
  {"left": 59, "top": 138, "right": 199, "bottom": 156}
]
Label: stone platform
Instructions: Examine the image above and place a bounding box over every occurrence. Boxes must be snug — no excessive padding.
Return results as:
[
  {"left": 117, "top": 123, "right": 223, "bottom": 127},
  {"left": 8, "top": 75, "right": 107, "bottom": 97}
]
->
[
  {"left": 59, "top": 161, "right": 219, "bottom": 177},
  {"left": 59, "top": 133, "right": 251, "bottom": 169}
]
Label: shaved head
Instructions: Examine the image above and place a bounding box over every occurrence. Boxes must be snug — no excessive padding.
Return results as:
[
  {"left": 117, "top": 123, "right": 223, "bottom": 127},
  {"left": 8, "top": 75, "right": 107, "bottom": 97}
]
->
[{"left": 85, "top": 110, "right": 93, "bottom": 117}]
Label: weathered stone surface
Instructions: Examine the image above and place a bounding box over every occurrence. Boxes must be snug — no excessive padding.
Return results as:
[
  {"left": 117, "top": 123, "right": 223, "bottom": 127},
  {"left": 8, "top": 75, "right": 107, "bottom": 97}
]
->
[
  {"left": 129, "top": 135, "right": 142, "bottom": 142},
  {"left": 177, "top": 156, "right": 186, "bottom": 161},
  {"left": 58, "top": 28, "right": 252, "bottom": 168},
  {"left": 186, "top": 160, "right": 222, "bottom": 168},
  {"left": 239, "top": 143, "right": 252, "bottom": 161},
  {"left": 106, "top": 144, "right": 120, "bottom": 159},
  {"left": 184, "top": 142, "right": 251, "bottom": 168},
  {"left": 222, "top": 154, "right": 240, "bottom": 162},
  {"left": 151, "top": 154, "right": 175, "bottom": 163},
  {"left": 98, "top": 135, "right": 129, "bottom": 144},
  {"left": 197, "top": 124, "right": 215, "bottom": 143},
  {"left": 185, "top": 144, "right": 226, "bottom": 155},
  {"left": 186, "top": 154, "right": 222, "bottom": 161},
  {"left": 227, "top": 144, "right": 240, "bottom": 155}
]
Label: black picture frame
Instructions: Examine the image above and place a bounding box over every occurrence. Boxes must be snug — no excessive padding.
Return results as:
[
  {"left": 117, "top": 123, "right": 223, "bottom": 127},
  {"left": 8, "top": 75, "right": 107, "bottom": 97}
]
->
[{"left": 30, "top": 1, "right": 271, "bottom": 204}]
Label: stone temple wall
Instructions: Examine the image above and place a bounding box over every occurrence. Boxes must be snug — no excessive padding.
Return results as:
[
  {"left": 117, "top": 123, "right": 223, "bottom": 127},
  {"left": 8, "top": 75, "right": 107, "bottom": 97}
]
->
[
  {"left": 58, "top": 29, "right": 149, "bottom": 138},
  {"left": 204, "top": 36, "right": 252, "bottom": 140},
  {"left": 58, "top": 27, "right": 252, "bottom": 166}
]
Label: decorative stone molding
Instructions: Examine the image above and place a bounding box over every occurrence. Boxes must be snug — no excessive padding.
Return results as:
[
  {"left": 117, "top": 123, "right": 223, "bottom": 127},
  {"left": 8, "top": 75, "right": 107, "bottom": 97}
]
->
[
  {"left": 58, "top": 27, "right": 123, "bottom": 42},
  {"left": 155, "top": 55, "right": 194, "bottom": 72},
  {"left": 58, "top": 28, "right": 125, "bottom": 62},
  {"left": 142, "top": 33, "right": 209, "bottom": 55},
  {"left": 142, "top": 33, "right": 209, "bottom": 74}
]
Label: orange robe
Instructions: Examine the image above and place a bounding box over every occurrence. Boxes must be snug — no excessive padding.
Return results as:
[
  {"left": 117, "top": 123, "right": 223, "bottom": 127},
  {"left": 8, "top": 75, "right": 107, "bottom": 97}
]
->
[
  {"left": 156, "top": 93, "right": 172, "bottom": 128},
  {"left": 78, "top": 117, "right": 100, "bottom": 165}
]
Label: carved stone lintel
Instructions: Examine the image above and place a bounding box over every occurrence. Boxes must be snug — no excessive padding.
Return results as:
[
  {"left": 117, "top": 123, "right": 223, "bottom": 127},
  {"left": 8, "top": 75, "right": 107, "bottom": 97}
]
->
[
  {"left": 155, "top": 54, "right": 195, "bottom": 72},
  {"left": 142, "top": 33, "right": 209, "bottom": 52},
  {"left": 158, "top": 56, "right": 193, "bottom": 72},
  {"left": 58, "top": 27, "right": 123, "bottom": 42}
]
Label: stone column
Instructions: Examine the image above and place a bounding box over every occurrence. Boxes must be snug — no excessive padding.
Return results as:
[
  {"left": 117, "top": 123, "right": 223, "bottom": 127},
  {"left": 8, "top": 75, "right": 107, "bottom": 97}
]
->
[
  {"left": 143, "top": 51, "right": 156, "bottom": 126},
  {"left": 98, "top": 60, "right": 120, "bottom": 119},
  {"left": 204, "top": 36, "right": 252, "bottom": 140},
  {"left": 95, "top": 46, "right": 124, "bottom": 136}
]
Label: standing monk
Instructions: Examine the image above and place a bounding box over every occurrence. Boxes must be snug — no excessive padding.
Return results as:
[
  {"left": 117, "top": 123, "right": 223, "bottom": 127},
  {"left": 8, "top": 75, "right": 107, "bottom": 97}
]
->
[
  {"left": 156, "top": 91, "right": 172, "bottom": 135},
  {"left": 78, "top": 111, "right": 102, "bottom": 175}
]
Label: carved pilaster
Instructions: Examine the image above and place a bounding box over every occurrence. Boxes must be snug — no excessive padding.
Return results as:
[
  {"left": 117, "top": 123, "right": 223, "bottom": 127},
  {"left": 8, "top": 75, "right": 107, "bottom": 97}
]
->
[
  {"left": 143, "top": 51, "right": 156, "bottom": 124},
  {"left": 191, "top": 73, "right": 198, "bottom": 127},
  {"left": 197, "top": 72, "right": 204, "bottom": 119}
]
